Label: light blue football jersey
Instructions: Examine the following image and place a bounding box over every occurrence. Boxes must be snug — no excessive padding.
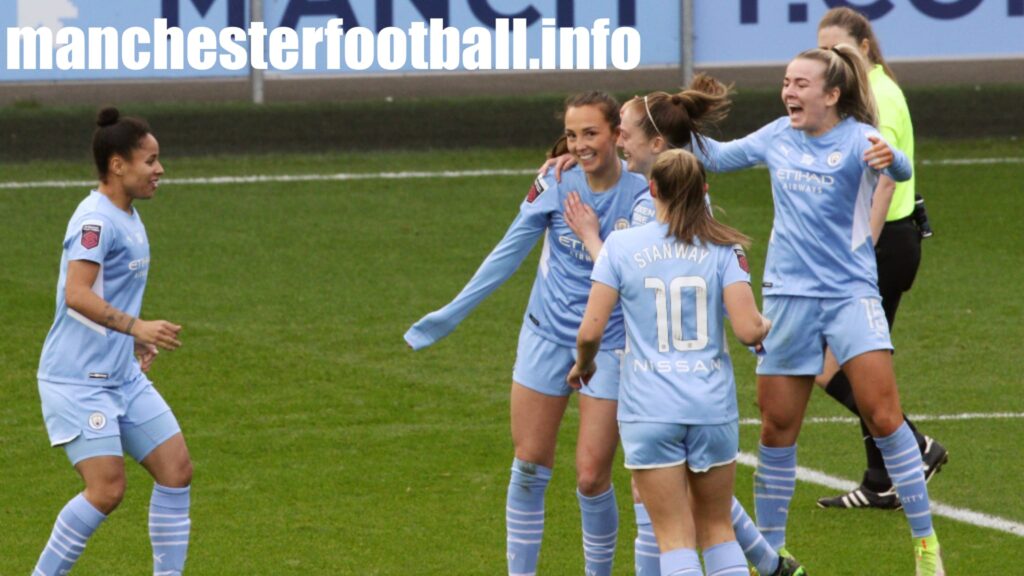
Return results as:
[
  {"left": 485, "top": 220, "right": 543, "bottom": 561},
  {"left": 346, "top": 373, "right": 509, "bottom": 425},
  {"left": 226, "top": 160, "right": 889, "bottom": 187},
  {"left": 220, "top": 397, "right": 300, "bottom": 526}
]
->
[
  {"left": 591, "top": 221, "right": 750, "bottom": 424},
  {"left": 38, "top": 191, "right": 150, "bottom": 386},
  {"left": 694, "top": 116, "right": 912, "bottom": 298},
  {"left": 405, "top": 162, "right": 651, "bottom": 350}
]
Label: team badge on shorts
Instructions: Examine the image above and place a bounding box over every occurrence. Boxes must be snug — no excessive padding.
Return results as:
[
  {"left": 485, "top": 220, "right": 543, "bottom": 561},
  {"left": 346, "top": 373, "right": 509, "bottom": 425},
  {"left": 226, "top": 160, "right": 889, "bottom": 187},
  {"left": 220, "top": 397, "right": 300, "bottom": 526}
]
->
[
  {"left": 828, "top": 151, "right": 843, "bottom": 167},
  {"left": 615, "top": 218, "right": 629, "bottom": 231},
  {"left": 88, "top": 411, "right": 107, "bottom": 430},
  {"left": 81, "top": 224, "right": 101, "bottom": 249}
]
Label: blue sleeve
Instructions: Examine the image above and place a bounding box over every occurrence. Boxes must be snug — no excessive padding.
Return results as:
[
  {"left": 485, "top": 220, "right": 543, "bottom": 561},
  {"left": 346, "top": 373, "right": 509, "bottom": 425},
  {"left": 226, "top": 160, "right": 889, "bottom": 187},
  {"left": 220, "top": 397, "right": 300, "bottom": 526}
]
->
[
  {"left": 65, "top": 213, "right": 115, "bottom": 265},
  {"left": 881, "top": 141, "right": 912, "bottom": 183},
  {"left": 404, "top": 177, "right": 556, "bottom": 350},
  {"left": 721, "top": 244, "right": 752, "bottom": 289},
  {"left": 693, "top": 119, "right": 780, "bottom": 173},
  {"left": 590, "top": 234, "right": 620, "bottom": 290},
  {"left": 860, "top": 124, "right": 912, "bottom": 183}
]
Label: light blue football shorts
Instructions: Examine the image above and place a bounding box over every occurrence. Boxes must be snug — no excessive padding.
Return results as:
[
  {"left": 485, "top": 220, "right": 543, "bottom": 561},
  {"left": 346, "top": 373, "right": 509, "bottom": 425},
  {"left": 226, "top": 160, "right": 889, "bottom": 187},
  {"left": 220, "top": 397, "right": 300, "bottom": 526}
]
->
[
  {"left": 512, "top": 323, "right": 622, "bottom": 400},
  {"left": 38, "top": 371, "right": 181, "bottom": 466},
  {"left": 620, "top": 420, "right": 739, "bottom": 472},
  {"left": 757, "top": 294, "right": 893, "bottom": 376}
]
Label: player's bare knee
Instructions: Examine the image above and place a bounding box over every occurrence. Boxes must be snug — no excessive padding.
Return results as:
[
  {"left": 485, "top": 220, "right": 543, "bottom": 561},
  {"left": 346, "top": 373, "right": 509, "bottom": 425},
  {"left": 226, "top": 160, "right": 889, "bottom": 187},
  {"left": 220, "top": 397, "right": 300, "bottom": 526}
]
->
[
  {"left": 864, "top": 409, "right": 902, "bottom": 438},
  {"left": 759, "top": 415, "right": 795, "bottom": 446},
  {"left": 86, "top": 475, "right": 126, "bottom": 513},
  {"left": 576, "top": 465, "right": 611, "bottom": 496},
  {"left": 164, "top": 458, "right": 193, "bottom": 488}
]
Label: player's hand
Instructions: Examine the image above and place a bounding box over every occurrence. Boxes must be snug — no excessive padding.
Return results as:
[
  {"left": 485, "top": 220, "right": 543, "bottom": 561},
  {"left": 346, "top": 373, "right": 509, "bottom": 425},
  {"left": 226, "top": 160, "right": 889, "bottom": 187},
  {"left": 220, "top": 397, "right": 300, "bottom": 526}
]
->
[
  {"left": 131, "top": 319, "right": 182, "bottom": 351},
  {"left": 134, "top": 341, "right": 159, "bottom": 372},
  {"left": 563, "top": 192, "right": 600, "bottom": 243},
  {"left": 567, "top": 361, "right": 597, "bottom": 389},
  {"left": 863, "top": 136, "right": 894, "bottom": 170},
  {"left": 538, "top": 153, "right": 577, "bottom": 182},
  {"left": 751, "top": 316, "right": 772, "bottom": 354}
]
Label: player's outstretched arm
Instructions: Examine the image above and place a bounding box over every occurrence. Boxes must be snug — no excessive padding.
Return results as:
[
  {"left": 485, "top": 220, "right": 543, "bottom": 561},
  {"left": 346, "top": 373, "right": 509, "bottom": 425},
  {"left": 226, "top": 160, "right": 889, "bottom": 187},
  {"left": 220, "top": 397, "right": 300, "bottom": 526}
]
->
[
  {"left": 404, "top": 209, "right": 547, "bottom": 350},
  {"left": 65, "top": 259, "right": 181, "bottom": 350}
]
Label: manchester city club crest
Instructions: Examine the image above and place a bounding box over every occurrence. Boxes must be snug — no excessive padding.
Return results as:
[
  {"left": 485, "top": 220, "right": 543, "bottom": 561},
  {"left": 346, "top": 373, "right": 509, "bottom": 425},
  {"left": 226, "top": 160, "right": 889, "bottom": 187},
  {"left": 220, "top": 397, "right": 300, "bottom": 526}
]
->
[{"left": 88, "top": 411, "right": 106, "bottom": 430}]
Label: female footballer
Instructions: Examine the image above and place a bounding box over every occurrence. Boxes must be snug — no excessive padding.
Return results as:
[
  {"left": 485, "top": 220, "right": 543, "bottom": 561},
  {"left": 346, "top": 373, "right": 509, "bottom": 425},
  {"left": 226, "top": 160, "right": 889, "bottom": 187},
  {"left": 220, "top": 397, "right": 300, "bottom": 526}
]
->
[
  {"left": 814, "top": 6, "right": 948, "bottom": 512},
  {"left": 569, "top": 149, "right": 770, "bottom": 576},
  {"left": 693, "top": 46, "right": 945, "bottom": 575},
  {"left": 405, "top": 92, "right": 649, "bottom": 576},
  {"left": 33, "top": 108, "right": 193, "bottom": 576},
  {"left": 548, "top": 80, "right": 806, "bottom": 576}
]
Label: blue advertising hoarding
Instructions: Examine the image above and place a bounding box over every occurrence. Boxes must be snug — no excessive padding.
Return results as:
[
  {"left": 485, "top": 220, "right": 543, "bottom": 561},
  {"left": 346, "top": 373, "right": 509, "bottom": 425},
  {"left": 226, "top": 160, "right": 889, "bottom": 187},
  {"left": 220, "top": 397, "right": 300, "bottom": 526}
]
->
[{"left": 1, "top": 0, "right": 1021, "bottom": 81}]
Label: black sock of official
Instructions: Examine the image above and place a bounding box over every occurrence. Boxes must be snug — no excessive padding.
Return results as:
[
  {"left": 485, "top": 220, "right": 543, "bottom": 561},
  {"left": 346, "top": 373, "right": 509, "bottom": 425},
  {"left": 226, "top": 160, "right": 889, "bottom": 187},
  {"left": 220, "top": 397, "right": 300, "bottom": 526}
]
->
[
  {"left": 824, "top": 370, "right": 860, "bottom": 416},
  {"left": 905, "top": 415, "right": 928, "bottom": 454},
  {"left": 860, "top": 418, "right": 892, "bottom": 491}
]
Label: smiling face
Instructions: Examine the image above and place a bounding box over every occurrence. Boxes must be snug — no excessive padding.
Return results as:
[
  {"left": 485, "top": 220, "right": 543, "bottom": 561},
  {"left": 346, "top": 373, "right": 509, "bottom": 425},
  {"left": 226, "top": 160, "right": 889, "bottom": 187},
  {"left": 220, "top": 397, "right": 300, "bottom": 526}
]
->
[
  {"left": 617, "top": 102, "right": 663, "bottom": 176},
  {"left": 564, "top": 104, "right": 619, "bottom": 176},
  {"left": 782, "top": 57, "right": 840, "bottom": 137},
  {"left": 114, "top": 134, "right": 163, "bottom": 200}
]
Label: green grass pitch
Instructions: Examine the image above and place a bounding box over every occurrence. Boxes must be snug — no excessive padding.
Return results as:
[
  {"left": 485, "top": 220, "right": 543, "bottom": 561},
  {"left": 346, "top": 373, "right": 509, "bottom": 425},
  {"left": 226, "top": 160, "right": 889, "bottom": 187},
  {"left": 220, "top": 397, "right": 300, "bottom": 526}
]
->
[{"left": 1, "top": 140, "right": 1021, "bottom": 574}]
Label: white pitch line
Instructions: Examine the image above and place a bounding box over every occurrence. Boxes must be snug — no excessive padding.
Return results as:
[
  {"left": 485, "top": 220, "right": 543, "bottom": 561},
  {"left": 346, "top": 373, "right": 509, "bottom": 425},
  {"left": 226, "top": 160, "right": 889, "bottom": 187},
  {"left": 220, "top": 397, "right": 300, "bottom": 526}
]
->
[
  {"left": 2, "top": 155, "right": 1022, "bottom": 190},
  {"left": 0, "top": 168, "right": 537, "bottom": 190},
  {"left": 920, "top": 157, "right": 1024, "bottom": 166},
  {"left": 735, "top": 452, "right": 1024, "bottom": 537},
  {"left": 739, "top": 411, "right": 1024, "bottom": 427}
]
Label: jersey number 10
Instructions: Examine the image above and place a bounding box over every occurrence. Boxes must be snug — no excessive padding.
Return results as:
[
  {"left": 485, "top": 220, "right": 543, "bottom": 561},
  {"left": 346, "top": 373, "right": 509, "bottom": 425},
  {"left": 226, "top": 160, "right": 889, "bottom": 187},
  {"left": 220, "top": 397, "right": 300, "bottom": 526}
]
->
[{"left": 644, "top": 276, "right": 709, "bottom": 353}]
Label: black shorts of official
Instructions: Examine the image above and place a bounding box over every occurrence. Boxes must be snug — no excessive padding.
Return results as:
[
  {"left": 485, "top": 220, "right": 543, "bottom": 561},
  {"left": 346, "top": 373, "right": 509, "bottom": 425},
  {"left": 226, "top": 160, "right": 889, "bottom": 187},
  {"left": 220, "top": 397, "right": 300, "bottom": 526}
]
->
[{"left": 874, "top": 217, "right": 921, "bottom": 330}]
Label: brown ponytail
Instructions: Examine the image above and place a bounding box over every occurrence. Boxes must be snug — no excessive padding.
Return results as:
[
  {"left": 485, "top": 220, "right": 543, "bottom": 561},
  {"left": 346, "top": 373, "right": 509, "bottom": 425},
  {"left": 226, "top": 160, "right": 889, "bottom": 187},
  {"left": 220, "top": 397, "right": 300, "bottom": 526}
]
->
[
  {"left": 624, "top": 73, "right": 731, "bottom": 154},
  {"left": 651, "top": 149, "right": 750, "bottom": 249}
]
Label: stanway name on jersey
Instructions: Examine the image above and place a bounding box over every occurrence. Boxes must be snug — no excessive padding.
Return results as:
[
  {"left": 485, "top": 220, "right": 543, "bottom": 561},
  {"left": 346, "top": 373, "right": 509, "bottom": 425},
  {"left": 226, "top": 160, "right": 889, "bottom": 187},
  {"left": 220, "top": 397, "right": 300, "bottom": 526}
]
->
[
  {"left": 633, "top": 242, "right": 710, "bottom": 269},
  {"left": 632, "top": 357, "right": 723, "bottom": 374},
  {"left": 775, "top": 168, "right": 835, "bottom": 195}
]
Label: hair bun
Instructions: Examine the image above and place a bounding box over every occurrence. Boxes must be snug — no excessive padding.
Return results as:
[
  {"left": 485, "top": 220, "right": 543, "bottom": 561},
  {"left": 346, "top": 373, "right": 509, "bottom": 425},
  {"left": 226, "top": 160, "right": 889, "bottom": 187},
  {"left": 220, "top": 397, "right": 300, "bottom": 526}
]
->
[{"left": 96, "top": 107, "right": 120, "bottom": 127}]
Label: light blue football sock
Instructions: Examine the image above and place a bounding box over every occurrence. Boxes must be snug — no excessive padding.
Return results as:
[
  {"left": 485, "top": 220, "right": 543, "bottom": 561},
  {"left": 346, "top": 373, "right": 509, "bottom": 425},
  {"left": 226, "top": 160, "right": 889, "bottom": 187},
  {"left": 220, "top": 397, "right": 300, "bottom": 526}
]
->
[
  {"left": 731, "top": 497, "right": 779, "bottom": 575},
  {"left": 660, "top": 547, "right": 702, "bottom": 576},
  {"left": 33, "top": 493, "right": 106, "bottom": 576},
  {"left": 875, "top": 422, "right": 934, "bottom": 538},
  {"left": 150, "top": 483, "right": 191, "bottom": 576},
  {"left": 754, "top": 443, "right": 797, "bottom": 551},
  {"left": 634, "top": 502, "right": 661, "bottom": 575},
  {"left": 578, "top": 486, "right": 618, "bottom": 576},
  {"left": 506, "top": 458, "right": 551, "bottom": 576},
  {"left": 703, "top": 540, "right": 749, "bottom": 576}
]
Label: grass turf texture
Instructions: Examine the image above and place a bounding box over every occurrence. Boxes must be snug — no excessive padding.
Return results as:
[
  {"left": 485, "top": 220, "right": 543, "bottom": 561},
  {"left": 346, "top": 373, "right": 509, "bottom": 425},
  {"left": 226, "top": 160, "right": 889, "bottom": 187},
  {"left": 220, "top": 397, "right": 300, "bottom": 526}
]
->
[{"left": 1, "top": 141, "right": 1021, "bottom": 574}]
